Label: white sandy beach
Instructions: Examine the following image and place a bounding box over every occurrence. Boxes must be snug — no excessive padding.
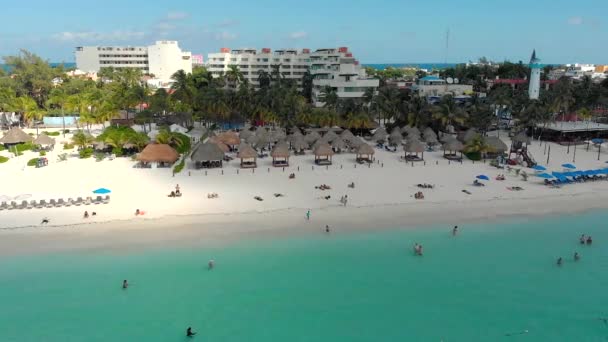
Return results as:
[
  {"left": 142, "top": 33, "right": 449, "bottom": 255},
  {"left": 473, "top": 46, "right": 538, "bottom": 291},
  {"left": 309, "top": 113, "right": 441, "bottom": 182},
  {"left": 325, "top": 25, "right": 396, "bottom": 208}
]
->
[{"left": 2, "top": 128, "right": 608, "bottom": 256}]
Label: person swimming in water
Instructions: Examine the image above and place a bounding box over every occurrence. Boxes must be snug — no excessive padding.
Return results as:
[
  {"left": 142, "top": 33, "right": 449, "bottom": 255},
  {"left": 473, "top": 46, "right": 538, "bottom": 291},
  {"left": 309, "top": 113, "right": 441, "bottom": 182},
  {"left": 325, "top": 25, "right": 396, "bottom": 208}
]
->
[
  {"left": 413, "top": 243, "right": 419, "bottom": 255},
  {"left": 417, "top": 244, "right": 424, "bottom": 256},
  {"left": 122, "top": 280, "right": 128, "bottom": 289},
  {"left": 574, "top": 252, "right": 580, "bottom": 261},
  {"left": 586, "top": 236, "right": 593, "bottom": 245},
  {"left": 452, "top": 226, "right": 458, "bottom": 236},
  {"left": 208, "top": 259, "right": 215, "bottom": 270},
  {"left": 186, "top": 327, "right": 196, "bottom": 337},
  {"left": 580, "top": 234, "right": 586, "bottom": 244},
  {"left": 557, "top": 257, "right": 563, "bottom": 266},
  {"left": 325, "top": 225, "right": 330, "bottom": 233}
]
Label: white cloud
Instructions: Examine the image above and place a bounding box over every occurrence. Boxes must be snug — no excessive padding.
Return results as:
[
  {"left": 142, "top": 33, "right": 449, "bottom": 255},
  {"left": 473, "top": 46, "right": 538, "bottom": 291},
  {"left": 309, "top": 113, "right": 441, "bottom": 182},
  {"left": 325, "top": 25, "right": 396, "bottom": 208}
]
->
[
  {"left": 217, "top": 19, "right": 239, "bottom": 28},
  {"left": 214, "top": 31, "right": 237, "bottom": 41},
  {"left": 288, "top": 31, "right": 308, "bottom": 40},
  {"left": 567, "top": 16, "right": 584, "bottom": 25},
  {"left": 52, "top": 30, "right": 146, "bottom": 42},
  {"left": 167, "top": 11, "right": 189, "bottom": 21}
]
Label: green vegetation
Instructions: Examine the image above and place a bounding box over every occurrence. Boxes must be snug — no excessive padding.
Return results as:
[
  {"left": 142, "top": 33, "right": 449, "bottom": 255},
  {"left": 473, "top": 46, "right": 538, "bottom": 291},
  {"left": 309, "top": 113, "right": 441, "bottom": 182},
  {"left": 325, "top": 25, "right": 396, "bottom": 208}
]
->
[
  {"left": 39, "top": 151, "right": 46, "bottom": 156},
  {"left": 27, "top": 158, "right": 38, "bottom": 166},
  {"left": 0, "top": 156, "right": 8, "bottom": 163},
  {"left": 62, "top": 143, "right": 74, "bottom": 150},
  {"left": 78, "top": 147, "right": 93, "bottom": 159},
  {"left": 173, "top": 157, "right": 186, "bottom": 174},
  {"left": 16, "top": 142, "right": 34, "bottom": 153},
  {"left": 42, "top": 131, "right": 60, "bottom": 136},
  {"left": 0, "top": 145, "right": 5, "bottom": 151}
]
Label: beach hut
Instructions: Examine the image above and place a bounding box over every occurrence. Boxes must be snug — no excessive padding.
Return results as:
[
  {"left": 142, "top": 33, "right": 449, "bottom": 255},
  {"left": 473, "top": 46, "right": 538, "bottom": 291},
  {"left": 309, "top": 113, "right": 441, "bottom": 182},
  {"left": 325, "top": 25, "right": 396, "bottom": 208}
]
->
[
  {"left": 191, "top": 142, "right": 224, "bottom": 169},
  {"left": 313, "top": 142, "right": 334, "bottom": 165},
  {"left": 347, "top": 137, "right": 364, "bottom": 150},
  {"left": 404, "top": 139, "right": 426, "bottom": 161},
  {"left": 323, "top": 130, "right": 339, "bottom": 143},
  {"left": 371, "top": 127, "right": 387, "bottom": 143},
  {"left": 136, "top": 143, "right": 179, "bottom": 168},
  {"left": 331, "top": 137, "right": 348, "bottom": 153},
  {"left": 33, "top": 133, "right": 55, "bottom": 150},
  {"left": 305, "top": 131, "right": 321, "bottom": 145},
  {"left": 388, "top": 131, "right": 403, "bottom": 147},
  {"left": 217, "top": 131, "right": 240, "bottom": 149},
  {"left": 0, "top": 127, "right": 33, "bottom": 145},
  {"left": 442, "top": 139, "right": 464, "bottom": 160},
  {"left": 292, "top": 137, "right": 308, "bottom": 155},
  {"left": 461, "top": 128, "right": 480, "bottom": 143},
  {"left": 423, "top": 127, "right": 437, "bottom": 139},
  {"left": 356, "top": 143, "right": 375, "bottom": 163},
  {"left": 208, "top": 137, "right": 230, "bottom": 153},
  {"left": 340, "top": 129, "right": 355, "bottom": 141},
  {"left": 391, "top": 127, "right": 402, "bottom": 136},
  {"left": 239, "top": 128, "right": 254, "bottom": 140},
  {"left": 237, "top": 143, "right": 257, "bottom": 168},
  {"left": 271, "top": 142, "right": 290, "bottom": 167}
]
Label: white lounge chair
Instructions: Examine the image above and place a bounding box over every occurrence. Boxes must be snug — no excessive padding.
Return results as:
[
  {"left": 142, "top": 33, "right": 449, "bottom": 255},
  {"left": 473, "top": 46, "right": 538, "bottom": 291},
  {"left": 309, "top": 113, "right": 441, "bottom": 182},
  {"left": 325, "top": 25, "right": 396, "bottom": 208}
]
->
[
  {"left": 93, "top": 196, "right": 102, "bottom": 204},
  {"left": 0, "top": 202, "right": 7, "bottom": 210},
  {"left": 57, "top": 199, "right": 66, "bottom": 207},
  {"left": 48, "top": 199, "right": 56, "bottom": 208},
  {"left": 74, "top": 197, "right": 83, "bottom": 206},
  {"left": 8, "top": 201, "right": 17, "bottom": 210},
  {"left": 65, "top": 198, "right": 73, "bottom": 207},
  {"left": 84, "top": 197, "right": 92, "bottom": 205},
  {"left": 27, "top": 200, "right": 36, "bottom": 209},
  {"left": 20, "top": 200, "right": 28, "bottom": 209},
  {"left": 37, "top": 200, "right": 46, "bottom": 208},
  {"left": 103, "top": 195, "right": 110, "bottom": 204}
]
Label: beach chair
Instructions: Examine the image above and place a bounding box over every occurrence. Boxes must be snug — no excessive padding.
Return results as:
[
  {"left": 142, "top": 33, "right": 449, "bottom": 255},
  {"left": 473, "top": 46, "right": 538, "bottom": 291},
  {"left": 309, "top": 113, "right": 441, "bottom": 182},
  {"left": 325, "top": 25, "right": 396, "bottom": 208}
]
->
[
  {"left": 27, "top": 200, "right": 36, "bottom": 209},
  {"left": 74, "top": 197, "right": 83, "bottom": 206},
  {"left": 84, "top": 197, "right": 92, "bottom": 205},
  {"left": 37, "top": 200, "right": 46, "bottom": 208},
  {"left": 57, "top": 199, "right": 66, "bottom": 207},
  {"left": 65, "top": 198, "right": 73, "bottom": 207},
  {"left": 103, "top": 195, "right": 110, "bottom": 204},
  {"left": 93, "top": 196, "right": 102, "bottom": 204},
  {"left": 47, "top": 199, "right": 56, "bottom": 208},
  {"left": 20, "top": 200, "right": 28, "bottom": 209},
  {"left": 8, "top": 201, "right": 17, "bottom": 210},
  {"left": 0, "top": 202, "right": 7, "bottom": 211}
]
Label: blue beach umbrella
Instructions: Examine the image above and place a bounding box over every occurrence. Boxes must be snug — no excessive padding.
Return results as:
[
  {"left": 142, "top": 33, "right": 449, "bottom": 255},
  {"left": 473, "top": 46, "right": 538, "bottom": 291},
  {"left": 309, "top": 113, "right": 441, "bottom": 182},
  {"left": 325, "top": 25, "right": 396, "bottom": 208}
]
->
[
  {"left": 592, "top": 138, "right": 604, "bottom": 144},
  {"left": 93, "top": 188, "right": 111, "bottom": 194},
  {"left": 561, "top": 163, "right": 576, "bottom": 169},
  {"left": 531, "top": 165, "right": 546, "bottom": 171},
  {"left": 537, "top": 173, "right": 554, "bottom": 179},
  {"left": 476, "top": 175, "right": 489, "bottom": 181}
]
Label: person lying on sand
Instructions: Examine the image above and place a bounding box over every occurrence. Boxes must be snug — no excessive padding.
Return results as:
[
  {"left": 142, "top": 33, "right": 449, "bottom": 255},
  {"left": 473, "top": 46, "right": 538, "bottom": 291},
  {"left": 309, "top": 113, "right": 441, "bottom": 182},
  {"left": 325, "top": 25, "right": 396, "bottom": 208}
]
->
[
  {"left": 254, "top": 196, "right": 264, "bottom": 201},
  {"left": 507, "top": 186, "right": 524, "bottom": 191},
  {"left": 348, "top": 182, "right": 355, "bottom": 188},
  {"left": 462, "top": 190, "right": 472, "bottom": 195},
  {"left": 41, "top": 218, "right": 49, "bottom": 225},
  {"left": 473, "top": 180, "right": 485, "bottom": 187},
  {"left": 168, "top": 191, "right": 176, "bottom": 197},
  {"left": 273, "top": 193, "right": 284, "bottom": 197},
  {"left": 289, "top": 173, "right": 295, "bottom": 179}
]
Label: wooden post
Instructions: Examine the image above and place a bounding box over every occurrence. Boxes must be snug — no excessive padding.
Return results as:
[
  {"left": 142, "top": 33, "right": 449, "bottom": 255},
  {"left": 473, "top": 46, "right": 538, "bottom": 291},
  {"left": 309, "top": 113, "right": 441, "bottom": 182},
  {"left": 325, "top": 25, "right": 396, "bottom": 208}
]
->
[
  {"left": 573, "top": 143, "right": 576, "bottom": 163},
  {"left": 546, "top": 145, "right": 551, "bottom": 165}
]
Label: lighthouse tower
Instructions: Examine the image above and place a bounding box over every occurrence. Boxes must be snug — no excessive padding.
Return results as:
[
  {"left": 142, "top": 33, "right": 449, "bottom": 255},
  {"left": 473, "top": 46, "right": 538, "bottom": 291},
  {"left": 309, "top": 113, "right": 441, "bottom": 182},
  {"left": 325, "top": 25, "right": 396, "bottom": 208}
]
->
[{"left": 528, "top": 50, "right": 541, "bottom": 100}]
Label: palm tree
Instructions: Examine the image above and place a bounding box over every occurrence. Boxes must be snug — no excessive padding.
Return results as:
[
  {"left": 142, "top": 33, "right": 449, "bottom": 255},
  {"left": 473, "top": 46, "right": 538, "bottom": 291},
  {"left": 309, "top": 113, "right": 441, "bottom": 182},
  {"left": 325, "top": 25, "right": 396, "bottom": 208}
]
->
[
  {"left": 171, "top": 70, "right": 195, "bottom": 107},
  {"left": 13, "top": 96, "right": 44, "bottom": 134},
  {"left": 466, "top": 96, "right": 494, "bottom": 135},
  {"left": 0, "top": 87, "right": 16, "bottom": 112},
  {"left": 103, "top": 130, "right": 129, "bottom": 155},
  {"left": 72, "top": 130, "right": 93, "bottom": 150},
  {"left": 464, "top": 136, "right": 493, "bottom": 159},
  {"left": 431, "top": 95, "right": 468, "bottom": 131},
  {"left": 66, "top": 92, "right": 93, "bottom": 130},
  {"left": 47, "top": 88, "right": 69, "bottom": 137},
  {"left": 225, "top": 65, "right": 244, "bottom": 88},
  {"left": 155, "top": 129, "right": 184, "bottom": 149},
  {"left": 550, "top": 78, "right": 575, "bottom": 121},
  {"left": 321, "top": 86, "right": 339, "bottom": 110},
  {"left": 257, "top": 70, "right": 271, "bottom": 88},
  {"left": 129, "top": 132, "right": 150, "bottom": 152}
]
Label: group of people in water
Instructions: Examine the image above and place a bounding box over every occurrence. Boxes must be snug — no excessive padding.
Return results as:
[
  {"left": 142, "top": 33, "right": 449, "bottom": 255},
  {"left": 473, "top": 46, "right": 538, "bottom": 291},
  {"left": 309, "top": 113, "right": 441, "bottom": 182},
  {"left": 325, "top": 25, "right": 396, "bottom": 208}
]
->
[
  {"left": 413, "top": 243, "right": 424, "bottom": 256},
  {"left": 557, "top": 234, "right": 594, "bottom": 266}
]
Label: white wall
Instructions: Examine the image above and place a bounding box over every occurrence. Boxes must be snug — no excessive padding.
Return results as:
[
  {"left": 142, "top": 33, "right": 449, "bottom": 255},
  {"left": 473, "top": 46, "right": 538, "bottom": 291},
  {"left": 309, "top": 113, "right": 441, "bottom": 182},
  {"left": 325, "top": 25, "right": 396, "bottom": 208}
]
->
[{"left": 147, "top": 41, "right": 192, "bottom": 81}]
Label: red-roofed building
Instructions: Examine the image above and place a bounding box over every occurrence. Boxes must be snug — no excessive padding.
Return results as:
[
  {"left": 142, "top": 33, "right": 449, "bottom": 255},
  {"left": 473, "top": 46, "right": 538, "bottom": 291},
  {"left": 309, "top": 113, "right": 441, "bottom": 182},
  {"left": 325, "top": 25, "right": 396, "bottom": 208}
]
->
[{"left": 487, "top": 78, "right": 557, "bottom": 91}]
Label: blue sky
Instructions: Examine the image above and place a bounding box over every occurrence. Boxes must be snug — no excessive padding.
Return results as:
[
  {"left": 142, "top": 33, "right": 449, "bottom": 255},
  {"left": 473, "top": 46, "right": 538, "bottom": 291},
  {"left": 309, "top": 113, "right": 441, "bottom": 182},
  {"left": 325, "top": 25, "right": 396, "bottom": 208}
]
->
[{"left": 1, "top": 0, "right": 606, "bottom": 64}]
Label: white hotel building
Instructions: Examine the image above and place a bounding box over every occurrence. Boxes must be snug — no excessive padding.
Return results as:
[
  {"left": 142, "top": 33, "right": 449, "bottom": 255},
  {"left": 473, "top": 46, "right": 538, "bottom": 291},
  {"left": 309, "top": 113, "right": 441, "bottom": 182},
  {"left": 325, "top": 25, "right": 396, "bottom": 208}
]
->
[
  {"left": 207, "top": 47, "right": 379, "bottom": 107},
  {"left": 75, "top": 41, "right": 192, "bottom": 87}
]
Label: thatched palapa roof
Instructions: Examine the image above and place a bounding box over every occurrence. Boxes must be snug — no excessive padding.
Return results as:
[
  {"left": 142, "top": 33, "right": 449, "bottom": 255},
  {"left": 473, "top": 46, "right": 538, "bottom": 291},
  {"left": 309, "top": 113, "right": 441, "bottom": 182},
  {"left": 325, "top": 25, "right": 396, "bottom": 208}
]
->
[
  {"left": 443, "top": 139, "right": 464, "bottom": 152},
  {"left": 0, "top": 127, "right": 34, "bottom": 144},
  {"left": 191, "top": 142, "right": 224, "bottom": 162},
  {"left": 404, "top": 139, "right": 426, "bottom": 153},
  {"left": 305, "top": 131, "right": 321, "bottom": 144},
  {"left": 485, "top": 136, "right": 508, "bottom": 152},
  {"left": 137, "top": 143, "right": 179, "bottom": 163},
  {"left": 357, "top": 143, "right": 375, "bottom": 156},
  {"left": 237, "top": 143, "right": 257, "bottom": 159},
  {"left": 462, "top": 128, "right": 480, "bottom": 143},
  {"left": 217, "top": 131, "right": 240, "bottom": 146},
  {"left": 331, "top": 137, "right": 347, "bottom": 150},
  {"left": 208, "top": 137, "right": 231, "bottom": 153},
  {"left": 313, "top": 142, "right": 334, "bottom": 157},
  {"left": 33, "top": 133, "right": 55, "bottom": 146},
  {"left": 292, "top": 137, "right": 309, "bottom": 151},
  {"left": 271, "top": 142, "right": 290, "bottom": 158},
  {"left": 512, "top": 131, "right": 532, "bottom": 144},
  {"left": 323, "top": 130, "right": 338, "bottom": 143}
]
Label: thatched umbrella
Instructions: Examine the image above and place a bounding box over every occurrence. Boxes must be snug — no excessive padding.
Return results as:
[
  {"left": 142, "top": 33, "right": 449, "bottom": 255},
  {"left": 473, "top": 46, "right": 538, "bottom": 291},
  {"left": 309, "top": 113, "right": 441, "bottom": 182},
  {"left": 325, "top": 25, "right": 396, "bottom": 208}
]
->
[
  {"left": 239, "top": 129, "right": 253, "bottom": 140},
  {"left": 461, "top": 128, "right": 480, "bottom": 143},
  {"left": 313, "top": 142, "right": 334, "bottom": 165},
  {"left": 423, "top": 127, "right": 437, "bottom": 138},
  {"left": 254, "top": 132, "right": 272, "bottom": 150},
  {"left": 245, "top": 134, "right": 258, "bottom": 145},
  {"left": 292, "top": 137, "right": 309, "bottom": 153},
  {"left": 404, "top": 139, "right": 426, "bottom": 161},
  {"left": 371, "top": 129, "right": 387, "bottom": 143},
  {"left": 271, "top": 128, "right": 287, "bottom": 142},
  {"left": 33, "top": 133, "right": 55, "bottom": 146},
  {"left": 340, "top": 129, "right": 355, "bottom": 141},
  {"left": 388, "top": 131, "right": 403, "bottom": 146},
  {"left": 323, "top": 130, "right": 339, "bottom": 143},
  {"left": 217, "top": 131, "right": 240, "bottom": 147},
  {"left": 305, "top": 131, "right": 321, "bottom": 145},
  {"left": 271, "top": 142, "right": 290, "bottom": 166},
  {"left": 137, "top": 143, "right": 179, "bottom": 165},
  {"left": 401, "top": 125, "right": 412, "bottom": 134},
  {"left": 391, "top": 127, "right": 402, "bottom": 135},
  {"left": 331, "top": 137, "right": 348, "bottom": 152},
  {"left": 237, "top": 143, "right": 257, "bottom": 168},
  {"left": 442, "top": 139, "right": 464, "bottom": 160},
  {"left": 424, "top": 134, "right": 439, "bottom": 145},
  {"left": 0, "top": 127, "right": 33, "bottom": 144},
  {"left": 191, "top": 142, "right": 224, "bottom": 168},
  {"left": 485, "top": 136, "right": 508, "bottom": 153},
  {"left": 348, "top": 137, "right": 365, "bottom": 149},
  {"left": 407, "top": 127, "right": 421, "bottom": 137},
  {"left": 356, "top": 143, "right": 375, "bottom": 162},
  {"left": 208, "top": 137, "right": 230, "bottom": 153}
]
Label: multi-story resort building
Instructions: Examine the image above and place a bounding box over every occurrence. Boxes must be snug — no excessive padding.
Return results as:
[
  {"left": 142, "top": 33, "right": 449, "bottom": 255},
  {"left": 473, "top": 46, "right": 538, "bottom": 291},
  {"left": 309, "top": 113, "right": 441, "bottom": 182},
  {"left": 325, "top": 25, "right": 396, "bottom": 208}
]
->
[
  {"left": 75, "top": 41, "right": 192, "bottom": 86},
  {"left": 206, "top": 47, "right": 379, "bottom": 107}
]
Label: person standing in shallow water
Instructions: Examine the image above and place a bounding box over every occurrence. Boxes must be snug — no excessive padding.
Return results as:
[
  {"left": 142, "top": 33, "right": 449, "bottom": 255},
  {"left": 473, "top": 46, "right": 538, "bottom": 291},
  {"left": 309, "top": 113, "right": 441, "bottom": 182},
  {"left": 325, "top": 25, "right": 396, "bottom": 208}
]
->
[
  {"left": 208, "top": 259, "right": 215, "bottom": 270},
  {"left": 452, "top": 226, "right": 458, "bottom": 236},
  {"left": 325, "top": 225, "right": 330, "bottom": 233},
  {"left": 557, "top": 257, "right": 563, "bottom": 266},
  {"left": 306, "top": 210, "right": 311, "bottom": 221},
  {"left": 122, "top": 280, "right": 128, "bottom": 289},
  {"left": 186, "top": 327, "right": 196, "bottom": 337},
  {"left": 574, "top": 252, "right": 580, "bottom": 261}
]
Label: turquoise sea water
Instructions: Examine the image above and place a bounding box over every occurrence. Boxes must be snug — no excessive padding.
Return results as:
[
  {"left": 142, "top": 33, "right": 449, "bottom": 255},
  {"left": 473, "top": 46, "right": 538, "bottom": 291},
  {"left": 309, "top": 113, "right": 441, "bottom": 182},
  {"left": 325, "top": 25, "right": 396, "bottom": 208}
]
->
[{"left": 1, "top": 212, "right": 607, "bottom": 341}]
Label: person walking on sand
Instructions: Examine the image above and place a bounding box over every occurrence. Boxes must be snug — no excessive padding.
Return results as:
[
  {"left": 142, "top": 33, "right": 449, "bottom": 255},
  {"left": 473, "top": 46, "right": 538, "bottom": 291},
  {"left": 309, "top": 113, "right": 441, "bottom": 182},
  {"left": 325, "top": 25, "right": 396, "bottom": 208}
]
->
[
  {"left": 306, "top": 210, "right": 311, "bottom": 221},
  {"left": 343, "top": 195, "right": 348, "bottom": 206},
  {"left": 208, "top": 259, "right": 215, "bottom": 270}
]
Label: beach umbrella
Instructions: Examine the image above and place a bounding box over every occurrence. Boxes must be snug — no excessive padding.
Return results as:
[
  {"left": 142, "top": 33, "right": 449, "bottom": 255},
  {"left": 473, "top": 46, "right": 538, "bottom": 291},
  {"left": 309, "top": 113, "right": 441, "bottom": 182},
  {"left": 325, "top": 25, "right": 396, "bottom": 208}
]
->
[
  {"left": 561, "top": 163, "right": 576, "bottom": 169},
  {"left": 536, "top": 173, "right": 554, "bottom": 179},
  {"left": 531, "top": 165, "right": 546, "bottom": 171},
  {"left": 591, "top": 138, "right": 604, "bottom": 144},
  {"left": 476, "top": 175, "right": 490, "bottom": 181},
  {"left": 323, "top": 130, "right": 339, "bottom": 143},
  {"left": 304, "top": 131, "right": 321, "bottom": 144},
  {"left": 93, "top": 188, "right": 111, "bottom": 194}
]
